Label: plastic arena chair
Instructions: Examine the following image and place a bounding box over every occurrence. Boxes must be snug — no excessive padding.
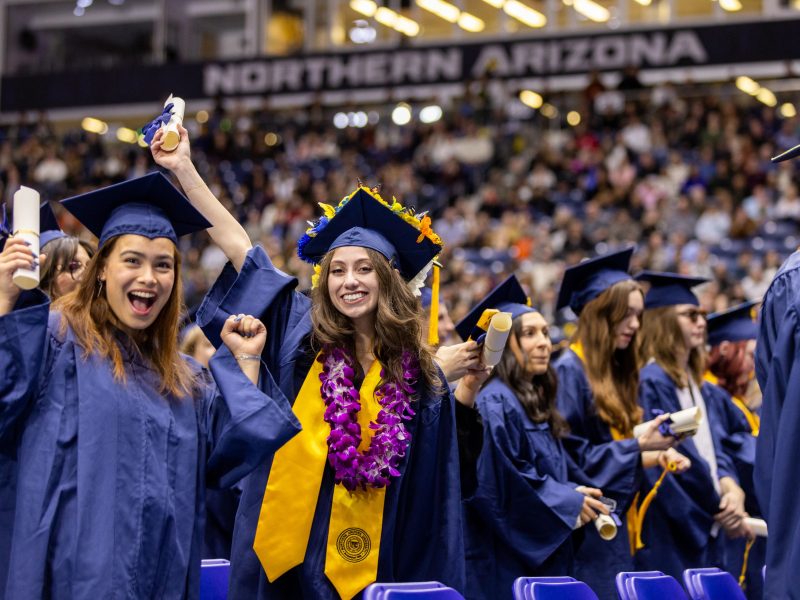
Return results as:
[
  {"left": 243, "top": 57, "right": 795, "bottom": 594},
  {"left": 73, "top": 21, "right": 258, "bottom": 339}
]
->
[
  {"left": 382, "top": 587, "right": 465, "bottom": 599},
  {"left": 683, "top": 567, "right": 722, "bottom": 599},
  {"left": 615, "top": 571, "right": 665, "bottom": 600},
  {"left": 694, "top": 571, "right": 746, "bottom": 600},
  {"left": 363, "top": 582, "right": 459, "bottom": 600},
  {"left": 526, "top": 581, "right": 599, "bottom": 600},
  {"left": 199, "top": 559, "right": 230, "bottom": 600},
  {"left": 512, "top": 576, "right": 576, "bottom": 599},
  {"left": 627, "top": 575, "right": 689, "bottom": 600}
]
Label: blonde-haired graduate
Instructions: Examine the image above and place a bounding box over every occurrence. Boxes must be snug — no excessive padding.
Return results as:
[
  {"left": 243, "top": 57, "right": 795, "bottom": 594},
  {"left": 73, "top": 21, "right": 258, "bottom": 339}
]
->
[
  {"left": 553, "top": 248, "right": 689, "bottom": 600},
  {"left": 0, "top": 170, "right": 300, "bottom": 599},
  {"left": 635, "top": 272, "right": 748, "bottom": 581},
  {"left": 195, "top": 185, "right": 488, "bottom": 598}
]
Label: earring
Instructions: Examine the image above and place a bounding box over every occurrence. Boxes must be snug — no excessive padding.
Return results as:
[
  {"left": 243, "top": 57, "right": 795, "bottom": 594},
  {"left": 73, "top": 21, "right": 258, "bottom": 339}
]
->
[{"left": 96, "top": 278, "right": 104, "bottom": 299}]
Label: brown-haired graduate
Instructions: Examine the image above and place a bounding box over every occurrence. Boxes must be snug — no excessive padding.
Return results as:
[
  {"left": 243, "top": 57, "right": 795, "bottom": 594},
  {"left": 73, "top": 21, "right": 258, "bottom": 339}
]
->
[
  {"left": 635, "top": 272, "right": 749, "bottom": 581},
  {"left": 195, "top": 184, "right": 488, "bottom": 598},
  {"left": 457, "top": 275, "right": 616, "bottom": 599},
  {"left": 37, "top": 200, "right": 95, "bottom": 300},
  {"left": 0, "top": 170, "right": 300, "bottom": 598},
  {"left": 553, "top": 249, "right": 688, "bottom": 600}
]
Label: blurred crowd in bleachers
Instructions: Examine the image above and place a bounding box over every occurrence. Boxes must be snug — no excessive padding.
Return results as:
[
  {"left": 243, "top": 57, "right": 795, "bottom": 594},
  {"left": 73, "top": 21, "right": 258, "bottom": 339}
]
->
[{"left": 2, "top": 75, "right": 799, "bottom": 334}]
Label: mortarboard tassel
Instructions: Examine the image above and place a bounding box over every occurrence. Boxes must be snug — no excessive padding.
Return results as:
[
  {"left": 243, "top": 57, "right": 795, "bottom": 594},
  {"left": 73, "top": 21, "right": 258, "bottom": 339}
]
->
[{"left": 428, "top": 264, "right": 440, "bottom": 346}]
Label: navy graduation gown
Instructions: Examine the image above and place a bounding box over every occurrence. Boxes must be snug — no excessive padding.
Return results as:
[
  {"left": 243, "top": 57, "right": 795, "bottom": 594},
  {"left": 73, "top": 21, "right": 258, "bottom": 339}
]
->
[
  {"left": 463, "top": 378, "right": 585, "bottom": 600},
  {"left": 196, "top": 245, "right": 468, "bottom": 599},
  {"left": 755, "top": 250, "right": 800, "bottom": 599},
  {"left": 554, "top": 349, "right": 643, "bottom": 600},
  {"left": 635, "top": 362, "right": 738, "bottom": 581},
  {"left": 0, "top": 290, "right": 300, "bottom": 600}
]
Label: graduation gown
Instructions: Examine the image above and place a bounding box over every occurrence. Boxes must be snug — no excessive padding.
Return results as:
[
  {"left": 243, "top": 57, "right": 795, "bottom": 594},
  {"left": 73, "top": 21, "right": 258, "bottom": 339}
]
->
[
  {"left": 463, "top": 378, "right": 585, "bottom": 600},
  {"left": 755, "top": 250, "right": 800, "bottom": 599},
  {"left": 0, "top": 290, "right": 300, "bottom": 600},
  {"left": 196, "top": 245, "right": 468, "bottom": 599},
  {"left": 704, "top": 382, "right": 764, "bottom": 600},
  {"left": 635, "top": 362, "right": 738, "bottom": 581},
  {"left": 553, "top": 350, "right": 644, "bottom": 600}
]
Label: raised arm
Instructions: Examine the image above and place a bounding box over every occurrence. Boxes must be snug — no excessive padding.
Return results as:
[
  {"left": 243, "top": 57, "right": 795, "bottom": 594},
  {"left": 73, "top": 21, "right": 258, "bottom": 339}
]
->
[{"left": 150, "top": 124, "right": 252, "bottom": 271}]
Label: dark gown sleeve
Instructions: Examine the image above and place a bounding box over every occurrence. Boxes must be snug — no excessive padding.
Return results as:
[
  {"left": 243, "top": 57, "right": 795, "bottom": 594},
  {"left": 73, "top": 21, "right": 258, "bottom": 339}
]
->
[
  {"left": 638, "top": 374, "right": 717, "bottom": 549},
  {"left": 196, "top": 245, "right": 312, "bottom": 378},
  {"left": 702, "top": 383, "right": 748, "bottom": 484},
  {"left": 555, "top": 355, "right": 643, "bottom": 507},
  {"left": 465, "top": 389, "right": 584, "bottom": 568},
  {"left": 0, "top": 290, "right": 51, "bottom": 440},
  {"left": 201, "top": 346, "right": 302, "bottom": 489},
  {"left": 454, "top": 400, "right": 483, "bottom": 497}
]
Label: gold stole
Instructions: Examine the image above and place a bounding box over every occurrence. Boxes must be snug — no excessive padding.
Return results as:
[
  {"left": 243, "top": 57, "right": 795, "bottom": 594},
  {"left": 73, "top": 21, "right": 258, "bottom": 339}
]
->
[{"left": 253, "top": 356, "right": 388, "bottom": 599}]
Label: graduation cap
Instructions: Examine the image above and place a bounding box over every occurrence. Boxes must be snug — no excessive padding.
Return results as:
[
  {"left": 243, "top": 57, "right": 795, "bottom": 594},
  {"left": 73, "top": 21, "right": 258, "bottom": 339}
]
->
[
  {"left": 635, "top": 271, "right": 709, "bottom": 309},
  {"left": 455, "top": 275, "right": 535, "bottom": 342},
  {"left": 40, "top": 201, "right": 68, "bottom": 248},
  {"left": 60, "top": 172, "right": 210, "bottom": 247},
  {"left": 772, "top": 142, "right": 800, "bottom": 163},
  {"left": 706, "top": 301, "right": 760, "bottom": 347},
  {"left": 298, "top": 187, "right": 442, "bottom": 282},
  {"left": 556, "top": 247, "right": 634, "bottom": 315}
]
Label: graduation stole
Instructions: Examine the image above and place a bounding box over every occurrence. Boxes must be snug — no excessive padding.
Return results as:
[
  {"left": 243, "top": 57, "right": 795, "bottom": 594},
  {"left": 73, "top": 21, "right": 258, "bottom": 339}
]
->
[
  {"left": 253, "top": 355, "right": 387, "bottom": 600},
  {"left": 569, "top": 341, "right": 671, "bottom": 555},
  {"left": 703, "top": 371, "right": 760, "bottom": 435}
]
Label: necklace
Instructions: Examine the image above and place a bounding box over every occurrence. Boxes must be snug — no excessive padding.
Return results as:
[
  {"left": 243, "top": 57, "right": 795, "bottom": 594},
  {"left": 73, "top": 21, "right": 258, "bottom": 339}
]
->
[{"left": 319, "top": 346, "right": 418, "bottom": 491}]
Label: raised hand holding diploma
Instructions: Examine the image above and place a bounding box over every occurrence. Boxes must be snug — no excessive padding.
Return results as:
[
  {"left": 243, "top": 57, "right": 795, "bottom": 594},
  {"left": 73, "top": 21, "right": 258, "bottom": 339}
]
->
[
  {"left": 0, "top": 237, "right": 43, "bottom": 315},
  {"left": 481, "top": 312, "right": 512, "bottom": 367},
  {"left": 12, "top": 186, "right": 40, "bottom": 290},
  {"left": 142, "top": 94, "right": 185, "bottom": 152},
  {"left": 434, "top": 340, "right": 481, "bottom": 382}
]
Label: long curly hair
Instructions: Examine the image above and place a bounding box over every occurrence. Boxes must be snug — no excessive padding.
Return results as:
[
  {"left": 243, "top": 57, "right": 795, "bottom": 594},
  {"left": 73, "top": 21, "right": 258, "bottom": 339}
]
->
[
  {"left": 311, "top": 248, "right": 441, "bottom": 393},
  {"left": 491, "top": 316, "right": 569, "bottom": 437},
  {"left": 574, "top": 280, "right": 644, "bottom": 436},
  {"left": 53, "top": 235, "right": 194, "bottom": 397}
]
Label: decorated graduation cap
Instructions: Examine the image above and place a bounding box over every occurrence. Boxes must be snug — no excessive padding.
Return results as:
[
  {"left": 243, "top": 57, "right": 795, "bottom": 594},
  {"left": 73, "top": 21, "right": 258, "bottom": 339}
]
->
[
  {"left": 40, "top": 201, "right": 67, "bottom": 248},
  {"left": 298, "top": 186, "right": 442, "bottom": 285},
  {"left": 636, "top": 271, "right": 709, "bottom": 309},
  {"left": 556, "top": 246, "right": 635, "bottom": 315},
  {"left": 455, "top": 274, "right": 535, "bottom": 342},
  {"left": 60, "top": 172, "right": 210, "bottom": 247},
  {"left": 706, "top": 301, "right": 760, "bottom": 347}
]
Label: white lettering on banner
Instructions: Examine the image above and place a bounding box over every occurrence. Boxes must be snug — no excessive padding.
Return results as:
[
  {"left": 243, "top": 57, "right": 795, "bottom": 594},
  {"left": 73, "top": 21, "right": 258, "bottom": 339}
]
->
[{"left": 201, "top": 30, "right": 708, "bottom": 95}]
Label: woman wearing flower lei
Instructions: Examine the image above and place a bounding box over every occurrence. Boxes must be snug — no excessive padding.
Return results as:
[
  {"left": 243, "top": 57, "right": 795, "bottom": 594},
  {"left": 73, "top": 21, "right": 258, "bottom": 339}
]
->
[{"left": 195, "top": 185, "right": 488, "bottom": 599}]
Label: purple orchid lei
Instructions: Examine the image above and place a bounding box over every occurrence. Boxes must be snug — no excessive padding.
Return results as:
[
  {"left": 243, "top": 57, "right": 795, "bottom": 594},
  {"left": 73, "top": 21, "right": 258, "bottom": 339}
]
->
[{"left": 319, "top": 346, "right": 419, "bottom": 492}]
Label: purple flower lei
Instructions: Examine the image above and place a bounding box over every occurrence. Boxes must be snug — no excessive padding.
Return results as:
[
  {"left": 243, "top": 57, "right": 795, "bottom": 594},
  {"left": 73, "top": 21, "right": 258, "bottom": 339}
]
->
[{"left": 319, "top": 347, "right": 419, "bottom": 492}]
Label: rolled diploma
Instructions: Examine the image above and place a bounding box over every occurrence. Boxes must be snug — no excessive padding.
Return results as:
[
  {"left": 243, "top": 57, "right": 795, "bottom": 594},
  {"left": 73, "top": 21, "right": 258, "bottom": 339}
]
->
[
  {"left": 744, "top": 517, "right": 767, "bottom": 537},
  {"left": 632, "top": 406, "right": 703, "bottom": 439},
  {"left": 594, "top": 513, "right": 617, "bottom": 541},
  {"left": 482, "top": 312, "right": 512, "bottom": 367},
  {"left": 12, "top": 186, "right": 40, "bottom": 290},
  {"left": 160, "top": 94, "right": 186, "bottom": 152}
]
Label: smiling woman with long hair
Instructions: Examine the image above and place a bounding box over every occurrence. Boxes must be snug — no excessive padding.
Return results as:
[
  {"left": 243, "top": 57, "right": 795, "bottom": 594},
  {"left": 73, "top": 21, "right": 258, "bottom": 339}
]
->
[
  {"left": 457, "top": 275, "right": 611, "bottom": 600},
  {"left": 0, "top": 171, "right": 299, "bottom": 599},
  {"left": 195, "top": 184, "right": 487, "bottom": 599}
]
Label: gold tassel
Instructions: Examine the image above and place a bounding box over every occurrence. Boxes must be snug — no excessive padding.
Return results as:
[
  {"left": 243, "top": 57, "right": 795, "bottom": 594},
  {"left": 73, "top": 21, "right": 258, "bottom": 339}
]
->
[
  {"left": 634, "top": 461, "right": 677, "bottom": 551},
  {"left": 428, "top": 264, "right": 440, "bottom": 346},
  {"left": 739, "top": 537, "right": 756, "bottom": 588}
]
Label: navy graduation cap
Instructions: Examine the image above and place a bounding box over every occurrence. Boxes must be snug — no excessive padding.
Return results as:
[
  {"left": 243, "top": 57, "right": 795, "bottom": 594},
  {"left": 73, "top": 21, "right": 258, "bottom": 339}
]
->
[
  {"left": 60, "top": 172, "right": 210, "bottom": 247},
  {"left": 706, "top": 301, "right": 760, "bottom": 347},
  {"left": 772, "top": 142, "right": 800, "bottom": 163},
  {"left": 40, "top": 201, "right": 67, "bottom": 248},
  {"left": 298, "top": 187, "right": 443, "bottom": 282},
  {"left": 455, "top": 275, "right": 534, "bottom": 342},
  {"left": 636, "top": 271, "right": 709, "bottom": 309},
  {"left": 556, "top": 246, "right": 635, "bottom": 315}
]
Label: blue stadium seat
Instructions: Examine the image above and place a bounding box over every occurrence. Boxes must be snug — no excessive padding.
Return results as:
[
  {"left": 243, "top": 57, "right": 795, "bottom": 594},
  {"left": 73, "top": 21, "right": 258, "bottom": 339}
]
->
[
  {"left": 683, "top": 567, "right": 721, "bottom": 598},
  {"left": 363, "top": 582, "right": 455, "bottom": 600},
  {"left": 526, "top": 581, "right": 598, "bottom": 600},
  {"left": 199, "top": 559, "right": 230, "bottom": 600},
  {"left": 695, "top": 571, "right": 746, "bottom": 600},
  {"left": 615, "top": 571, "right": 665, "bottom": 600},
  {"left": 382, "top": 587, "right": 465, "bottom": 599},
  {"left": 628, "top": 575, "right": 689, "bottom": 600},
  {"left": 512, "top": 576, "right": 576, "bottom": 599}
]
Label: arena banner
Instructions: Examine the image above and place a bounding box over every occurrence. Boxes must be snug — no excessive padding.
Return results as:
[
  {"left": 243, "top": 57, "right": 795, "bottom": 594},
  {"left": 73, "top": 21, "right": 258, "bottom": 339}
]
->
[{"left": 3, "top": 17, "right": 800, "bottom": 111}]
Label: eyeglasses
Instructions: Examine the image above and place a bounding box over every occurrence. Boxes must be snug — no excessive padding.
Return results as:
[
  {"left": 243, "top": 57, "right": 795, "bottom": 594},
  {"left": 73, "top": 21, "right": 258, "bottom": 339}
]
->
[
  {"left": 676, "top": 308, "right": 707, "bottom": 323},
  {"left": 62, "top": 260, "right": 86, "bottom": 281}
]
